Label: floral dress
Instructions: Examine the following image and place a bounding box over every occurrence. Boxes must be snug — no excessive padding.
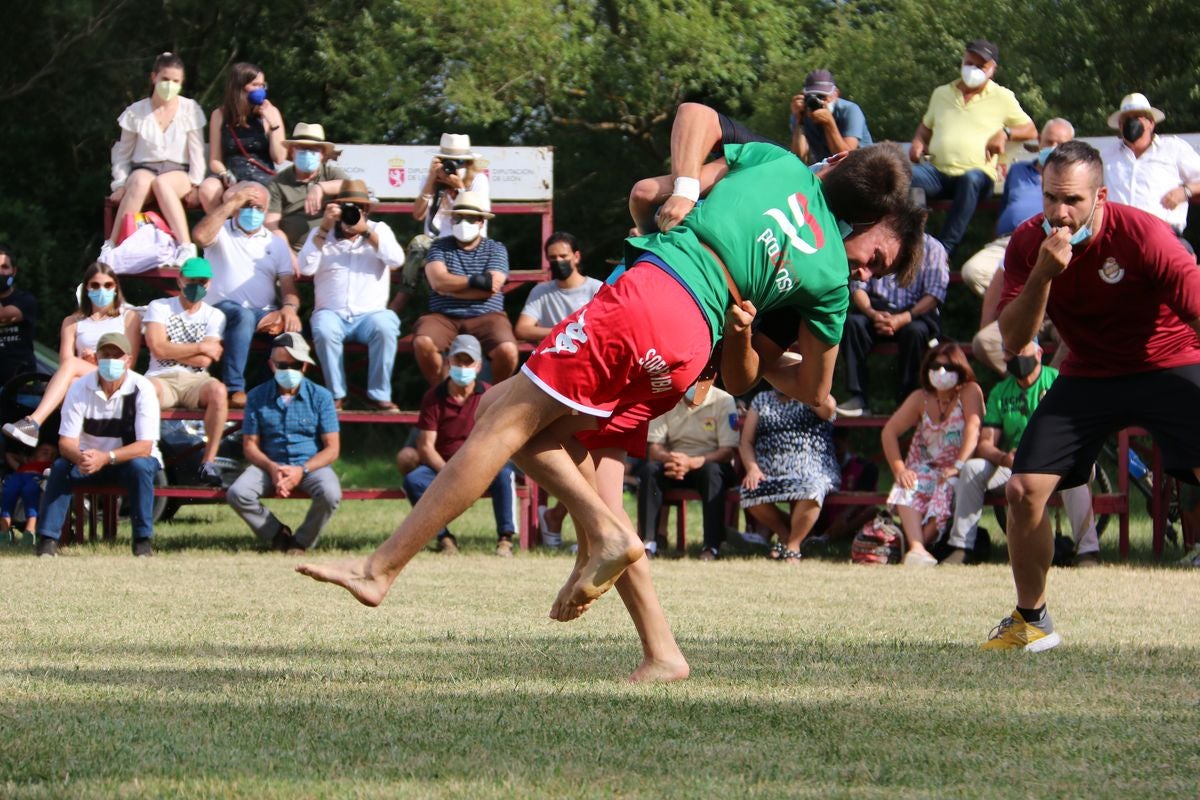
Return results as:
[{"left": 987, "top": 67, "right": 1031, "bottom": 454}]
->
[
  {"left": 740, "top": 390, "right": 840, "bottom": 508},
  {"left": 886, "top": 396, "right": 964, "bottom": 530}
]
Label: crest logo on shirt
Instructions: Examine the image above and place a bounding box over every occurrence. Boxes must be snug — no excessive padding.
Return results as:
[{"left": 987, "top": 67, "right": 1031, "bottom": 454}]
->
[
  {"left": 1098, "top": 257, "right": 1125, "bottom": 285},
  {"left": 758, "top": 192, "right": 826, "bottom": 294}
]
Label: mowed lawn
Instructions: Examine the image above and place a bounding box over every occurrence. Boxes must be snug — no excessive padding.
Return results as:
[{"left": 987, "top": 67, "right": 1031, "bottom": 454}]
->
[{"left": 1, "top": 499, "right": 1197, "bottom": 799}]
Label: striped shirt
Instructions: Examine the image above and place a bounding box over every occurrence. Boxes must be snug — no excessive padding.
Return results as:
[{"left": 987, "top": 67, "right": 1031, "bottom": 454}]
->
[
  {"left": 59, "top": 370, "right": 162, "bottom": 466},
  {"left": 850, "top": 233, "right": 949, "bottom": 312},
  {"left": 426, "top": 237, "right": 509, "bottom": 318}
]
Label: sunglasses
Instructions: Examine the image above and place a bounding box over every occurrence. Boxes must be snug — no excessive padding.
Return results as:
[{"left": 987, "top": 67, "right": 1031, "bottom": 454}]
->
[
  {"left": 87, "top": 282, "right": 117, "bottom": 290},
  {"left": 272, "top": 360, "right": 303, "bottom": 371}
]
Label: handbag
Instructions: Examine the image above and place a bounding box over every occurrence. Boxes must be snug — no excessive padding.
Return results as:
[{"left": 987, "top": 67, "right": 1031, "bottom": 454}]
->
[{"left": 850, "top": 512, "right": 906, "bottom": 565}]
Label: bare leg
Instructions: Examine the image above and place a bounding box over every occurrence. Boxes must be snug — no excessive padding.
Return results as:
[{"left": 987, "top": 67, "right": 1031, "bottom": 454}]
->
[
  {"left": 1006, "top": 473, "right": 1059, "bottom": 608},
  {"left": 488, "top": 342, "right": 519, "bottom": 383},
  {"left": 413, "top": 336, "right": 443, "bottom": 386},
  {"left": 297, "top": 375, "right": 641, "bottom": 609},
  {"left": 785, "top": 499, "right": 820, "bottom": 553},
  {"left": 198, "top": 176, "right": 225, "bottom": 214},
  {"left": 746, "top": 502, "right": 791, "bottom": 542},
  {"left": 896, "top": 504, "right": 932, "bottom": 556},
  {"left": 109, "top": 170, "right": 155, "bottom": 245},
  {"left": 29, "top": 357, "right": 96, "bottom": 426},
  {"left": 199, "top": 379, "right": 229, "bottom": 463},
  {"left": 153, "top": 171, "right": 194, "bottom": 244}
]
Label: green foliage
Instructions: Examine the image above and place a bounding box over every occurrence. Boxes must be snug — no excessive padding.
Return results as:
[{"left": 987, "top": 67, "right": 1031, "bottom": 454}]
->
[{"left": 2, "top": 0, "right": 1198, "bottom": 345}]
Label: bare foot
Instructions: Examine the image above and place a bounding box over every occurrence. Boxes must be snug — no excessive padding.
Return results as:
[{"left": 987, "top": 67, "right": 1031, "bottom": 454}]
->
[
  {"left": 559, "top": 533, "right": 644, "bottom": 619},
  {"left": 628, "top": 655, "right": 690, "bottom": 683},
  {"left": 295, "top": 558, "right": 391, "bottom": 607},
  {"left": 549, "top": 549, "right": 586, "bottom": 621}
]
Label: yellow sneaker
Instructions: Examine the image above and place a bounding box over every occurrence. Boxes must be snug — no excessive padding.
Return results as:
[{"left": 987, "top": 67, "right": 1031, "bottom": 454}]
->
[{"left": 981, "top": 609, "right": 1062, "bottom": 652}]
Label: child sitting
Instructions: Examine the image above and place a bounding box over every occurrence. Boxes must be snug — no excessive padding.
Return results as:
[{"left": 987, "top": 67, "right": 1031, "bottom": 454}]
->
[{"left": 2, "top": 442, "right": 58, "bottom": 545}]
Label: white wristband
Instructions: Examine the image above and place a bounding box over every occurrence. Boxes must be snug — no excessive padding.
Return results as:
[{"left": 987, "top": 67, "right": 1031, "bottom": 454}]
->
[{"left": 672, "top": 176, "right": 701, "bottom": 203}]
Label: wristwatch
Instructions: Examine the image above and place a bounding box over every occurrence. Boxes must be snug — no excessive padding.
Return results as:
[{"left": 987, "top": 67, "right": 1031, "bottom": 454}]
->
[
  {"left": 302, "top": 465, "right": 310, "bottom": 477},
  {"left": 108, "top": 451, "right": 117, "bottom": 466}
]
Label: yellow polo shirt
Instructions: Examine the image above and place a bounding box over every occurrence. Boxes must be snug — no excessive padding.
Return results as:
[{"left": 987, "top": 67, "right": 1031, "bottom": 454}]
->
[
  {"left": 647, "top": 388, "right": 740, "bottom": 458},
  {"left": 922, "top": 80, "right": 1032, "bottom": 180}
]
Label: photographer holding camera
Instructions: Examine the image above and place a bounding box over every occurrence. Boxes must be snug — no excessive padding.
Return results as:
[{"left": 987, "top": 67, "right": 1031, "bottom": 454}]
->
[
  {"left": 299, "top": 180, "right": 404, "bottom": 411},
  {"left": 789, "top": 69, "right": 872, "bottom": 166},
  {"left": 391, "top": 134, "right": 492, "bottom": 313}
]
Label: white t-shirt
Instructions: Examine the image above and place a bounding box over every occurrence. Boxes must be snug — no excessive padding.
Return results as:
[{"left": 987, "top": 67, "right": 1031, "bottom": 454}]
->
[
  {"left": 59, "top": 370, "right": 162, "bottom": 466},
  {"left": 520, "top": 277, "right": 603, "bottom": 327},
  {"left": 425, "top": 172, "right": 491, "bottom": 239},
  {"left": 143, "top": 297, "right": 225, "bottom": 376},
  {"left": 204, "top": 220, "right": 294, "bottom": 310}
]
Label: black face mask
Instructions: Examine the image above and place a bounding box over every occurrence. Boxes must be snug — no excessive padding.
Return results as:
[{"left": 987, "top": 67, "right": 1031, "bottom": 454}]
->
[
  {"left": 0, "top": 275, "right": 14, "bottom": 290},
  {"left": 1006, "top": 354, "right": 1039, "bottom": 380},
  {"left": 1121, "top": 117, "right": 1145, "bottom": 143},
  {"left": 549, "top": 259, "right": 574, "bottom": 281}
]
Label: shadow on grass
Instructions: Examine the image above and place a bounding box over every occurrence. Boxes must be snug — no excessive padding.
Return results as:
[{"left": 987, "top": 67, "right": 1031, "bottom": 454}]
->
[{"left": 4, "top": 636, "right": 1197, "bottom": 796}]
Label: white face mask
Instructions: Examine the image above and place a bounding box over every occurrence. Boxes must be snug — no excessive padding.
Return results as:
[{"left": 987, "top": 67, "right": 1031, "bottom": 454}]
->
[
  {"left": 928, "top": 367, "right": 960, "bottom": 391},
  {"left": 452, "top": 219, "right": 481, "bottom": 243},
  {"left": 960, "top": 64, "right": 988, "bottom": 89}
]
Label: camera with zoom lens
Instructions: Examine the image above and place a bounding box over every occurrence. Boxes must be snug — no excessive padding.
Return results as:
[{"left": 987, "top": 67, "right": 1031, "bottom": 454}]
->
[
  {"left": 339, "top": 203, "right": 361, "bottom": 226},
  {"left": 804, "top": 93, "right": 826, "bottom": 113},
  {"left": 440, "top": 158, "right": 463, "bottom": 175}
]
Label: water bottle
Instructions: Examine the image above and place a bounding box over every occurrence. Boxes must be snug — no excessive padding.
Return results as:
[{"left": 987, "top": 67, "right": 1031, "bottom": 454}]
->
[{"left": 1127, "top": 449, "right": 1149, "bottom": 481}]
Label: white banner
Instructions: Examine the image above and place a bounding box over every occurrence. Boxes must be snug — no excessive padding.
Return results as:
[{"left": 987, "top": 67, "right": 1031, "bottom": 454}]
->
[{"left": 333, "top": 145, "right": 554, "bottom": 201}]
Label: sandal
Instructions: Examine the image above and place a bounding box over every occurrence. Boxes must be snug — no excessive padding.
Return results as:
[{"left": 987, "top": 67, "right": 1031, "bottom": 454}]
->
[
  {"left": 782, "top": 549, "right": 803, "bottom": 564},
  {"left": 768, "top": 542, "right": 786, "bottom": 560}
]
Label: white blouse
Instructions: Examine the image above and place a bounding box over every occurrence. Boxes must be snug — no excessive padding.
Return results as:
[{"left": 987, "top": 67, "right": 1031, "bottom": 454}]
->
[{"left": 110, "top": 97, "right": 207, "bottom": 190}]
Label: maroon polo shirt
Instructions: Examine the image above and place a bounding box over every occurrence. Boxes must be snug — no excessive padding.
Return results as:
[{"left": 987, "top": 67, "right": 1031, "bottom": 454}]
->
[{"left": 416, "top": 379, "right": 489, "bottom": 461}]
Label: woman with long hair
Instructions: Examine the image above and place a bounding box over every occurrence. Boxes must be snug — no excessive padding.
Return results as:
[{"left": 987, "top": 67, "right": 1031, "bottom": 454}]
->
[
  {"left": 881, "top": 342, "right": 984, "bottom": 565},
  {"left": 2, "top": 264, "right": 142, "bottom": 447},
  {"left": 198, "top": 62, "right": 287, "bottom": 212},
  {"left": 107, "top": 52, "right": 206, "bottom": 261}
]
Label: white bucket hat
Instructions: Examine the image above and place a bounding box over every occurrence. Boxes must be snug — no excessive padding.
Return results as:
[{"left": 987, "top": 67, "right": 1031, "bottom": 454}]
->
[
  {"left": 1107, "top": 93, "right": 1165, "bottom": 129},
  {"left": 437, "top": 133, "right": 480, "bottom": 160}
]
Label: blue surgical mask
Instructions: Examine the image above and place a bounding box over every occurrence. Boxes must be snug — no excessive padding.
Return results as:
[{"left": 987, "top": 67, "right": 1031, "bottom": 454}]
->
[
  {"left": 449, "top": 365, "right": 476, "bottom": 386},
  {"left": 1041, "top": 194, "right": 1099, "bottom": 247},
  {"left": 294, "top": 149, "right": 322, "bottom": 173},
  {"left": 237, "top": 207, "right": 265, "bottom": 232},
  {"left": 684, "top": 385, "right": 698, "bottom": 403},
  {"left": 182, "top": 283, "right": 207, "bottom": 303},
  {"left": 1037, "top": 146, "right": 1055, "bottom": 168},
  {"left": 87, "top": 288, "right": 116, "bottom": 308},
  {"left": 98, "top": 358, "right": 126, "bottom": 382},
  {"left": 247, "top": 87, "right": 268, "bottom": 106},
  {"left": 274, "top": 368, "right": 303, "bottom": 390}
]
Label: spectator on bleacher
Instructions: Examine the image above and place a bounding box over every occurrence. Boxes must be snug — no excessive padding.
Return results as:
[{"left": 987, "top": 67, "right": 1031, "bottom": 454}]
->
[
  {"left": 945, "top": 341, "right": 1099, "bottom": 566},
  {"left": 1, "top": 442, "right": 56, "bottom": 544},
  {"left": 266, "top": 123, "right": 346, "bottom": 252},
  {"left": 143, "top": 257, "right": 228, "bottom": 486},
  {"left": 391, "top": 134, "right": 493, "bottom": 314},
  {"left": 960, "top": 119, "right": 1076, "bottom": 297},
  {"left": 300, "top": 180, "right": 403, "bottom": 412},
  {"left": 227, "top": 332, "right": 340, "bottom": 553},
  {"left": 197, "top": 62, "right": 286, "bottom": 214},
  {"left": 3, "top": 263, "right": 140, "bottom": 448},
  {"left": 34, "top": 332, "right": 161, "bottom": 558},
  {"left": 413, "top": 192, "right": 517, "bottom": 386},
  {"left": 106, "top": 52, "right": 206, "bottom": 264},
  {"left": 404, "top": 335, "right": 518, "bottom": 557},
  {"left": 636, "top": 387, "right": 739, "bottom": 561},
  {"left": 909, "top": 39, "right": 1036, "bottom": 256},
  {"left": 882, "top": 342, "right": 984, "bottom": 566},
  {"left": 515, "top": 230, "right": 603, "bottom": 545},
  {"left": 515, "top": 231, "right": 602, "bottom": 344},
  {"left": 192, "top": 182, "right": 300, "bottom": 409},
  {"left": 836, "top": 233, "right": 949, "bottom": 417},
  {"left": 971, "top": 264, "right": 1066, "bottom": 376},
  {"left": 1101, "top": 92, "right": 1200, "bottom": 254},
  {"left": 0, "top": 245, "right": 38, "bottom": 390},
  {"left": 789, "top": 69, "right": 873, "bottom": 166},
  {"left": 738, "top": 388, "right": 839, "bottom": 563}
]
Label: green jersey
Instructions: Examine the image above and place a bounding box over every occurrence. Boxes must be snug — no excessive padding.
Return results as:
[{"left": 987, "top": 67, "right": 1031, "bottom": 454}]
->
[
  {"left": 983, "top": 366, "right": 1059, "bottom": 449},
  {"left": 627, "top": 142, "right": 849, "bottom": 345}
]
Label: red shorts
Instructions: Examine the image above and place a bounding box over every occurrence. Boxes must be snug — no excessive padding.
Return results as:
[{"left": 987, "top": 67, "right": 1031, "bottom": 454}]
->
[{"left": 521, "top": 263, "right": 713, "bottom": 456}]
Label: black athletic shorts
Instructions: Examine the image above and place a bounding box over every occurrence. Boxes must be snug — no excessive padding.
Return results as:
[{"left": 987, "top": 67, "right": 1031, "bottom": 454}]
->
[{"left": 1013, "top": 364, "right": 1200, "bottom": 488}]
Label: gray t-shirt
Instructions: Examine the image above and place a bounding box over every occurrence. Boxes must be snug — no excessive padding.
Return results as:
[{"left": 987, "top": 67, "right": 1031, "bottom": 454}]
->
[{"left": 520, "top": 277, "right": 603, "bottom": 326}]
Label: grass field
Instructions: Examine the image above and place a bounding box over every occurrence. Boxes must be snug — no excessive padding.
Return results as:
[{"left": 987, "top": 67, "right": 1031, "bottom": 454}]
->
[{"left": 2, "top": 499, "right": 1198, "bottom": 799}]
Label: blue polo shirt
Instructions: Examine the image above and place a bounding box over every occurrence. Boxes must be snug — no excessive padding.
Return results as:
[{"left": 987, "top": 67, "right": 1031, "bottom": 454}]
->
[{"left": 242, "top": 378, "right": 339, "bottom": 466}]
